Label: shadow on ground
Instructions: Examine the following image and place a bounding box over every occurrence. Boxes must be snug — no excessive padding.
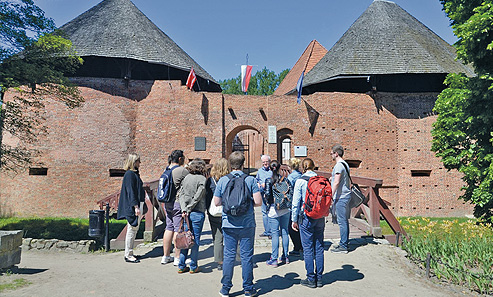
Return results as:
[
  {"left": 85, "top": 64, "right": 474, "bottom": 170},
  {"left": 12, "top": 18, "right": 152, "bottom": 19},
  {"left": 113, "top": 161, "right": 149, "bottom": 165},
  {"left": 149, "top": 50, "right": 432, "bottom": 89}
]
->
[
  {"left": 322, "top": 264, "right": 365, "bottom": 285},
  {"left": 0, "top": 267, "right": 48, "bottom": 276}
]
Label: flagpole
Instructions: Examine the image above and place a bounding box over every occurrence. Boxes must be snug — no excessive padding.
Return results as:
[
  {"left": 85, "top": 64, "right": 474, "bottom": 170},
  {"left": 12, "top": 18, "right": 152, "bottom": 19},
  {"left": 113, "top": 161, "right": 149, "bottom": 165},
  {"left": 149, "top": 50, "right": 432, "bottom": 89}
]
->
[{"left": 245, "top": 54, "right": 248, "bottom": 95}]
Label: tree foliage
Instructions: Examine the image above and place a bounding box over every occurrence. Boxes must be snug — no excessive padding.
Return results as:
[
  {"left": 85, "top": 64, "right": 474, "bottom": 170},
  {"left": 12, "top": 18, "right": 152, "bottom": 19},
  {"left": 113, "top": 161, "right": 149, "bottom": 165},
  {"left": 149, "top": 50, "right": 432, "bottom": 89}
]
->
[
  {"left": 432, "top": 0, "right": 493, "bottom": 222},
  {"left": 220, "top": 67, "right": 289, "bottom": 95},
  {"left": 0, "top": 0, "right": 83, "bottom": 171}
]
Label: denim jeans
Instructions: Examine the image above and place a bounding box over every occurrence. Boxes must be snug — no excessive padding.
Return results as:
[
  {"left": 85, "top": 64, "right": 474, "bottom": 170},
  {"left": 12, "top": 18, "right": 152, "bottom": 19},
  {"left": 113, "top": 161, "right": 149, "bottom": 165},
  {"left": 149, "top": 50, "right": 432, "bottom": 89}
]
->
[
  {"left": 261, "top": 201, "right": 271, "bottom": 235},
  {"left": 221, "top": 227, "right": 255, "bottom": 294},
  {"left": 269, "top": 212, "right": 290, "bottom": 260},
  {"left": 299, "top": 215, "right": 325, "bottom": 282},
  {"left": 179, "top": 211, "right": 205, "bottom": 270},
  {"left": 335, "top": 197, "right": 350, "bottom": 249}
]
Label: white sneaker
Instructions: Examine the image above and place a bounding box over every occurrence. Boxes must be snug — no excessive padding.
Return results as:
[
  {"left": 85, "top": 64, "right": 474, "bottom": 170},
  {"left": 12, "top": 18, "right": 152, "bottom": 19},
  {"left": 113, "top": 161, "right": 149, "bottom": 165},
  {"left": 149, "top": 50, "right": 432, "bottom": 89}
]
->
[
  {"left": 161, "top": 256, "right": 173, "bottom": 265},
  {"left": 173, "top": 257, "right": 180, "bottom": 266}
]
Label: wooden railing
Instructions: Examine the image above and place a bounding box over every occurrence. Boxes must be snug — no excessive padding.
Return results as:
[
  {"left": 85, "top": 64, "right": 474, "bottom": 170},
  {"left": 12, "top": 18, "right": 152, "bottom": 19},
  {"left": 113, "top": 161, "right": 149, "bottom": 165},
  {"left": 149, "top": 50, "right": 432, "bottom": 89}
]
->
[
  {"left": 280, "top": 165, "right": 407, "bottom": 243},
  {"left": 99, "top": 166, "right": 407, "bottom": 248},
  {"left": 97, "top": 179, "right": 163, "bottom": 249},
  {"left": 315, "top": 170, "right": 407, "bottom": 242}
]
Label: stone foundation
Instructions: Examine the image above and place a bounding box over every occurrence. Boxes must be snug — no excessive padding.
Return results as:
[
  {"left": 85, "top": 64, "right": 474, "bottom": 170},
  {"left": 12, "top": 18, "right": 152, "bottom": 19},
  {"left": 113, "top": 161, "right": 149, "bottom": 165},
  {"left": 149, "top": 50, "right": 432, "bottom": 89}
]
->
[
  {"left": 22, "top": 238, "right": 97, "bottom": 253},
  {"left": 0, "top": 230, "right": 23, "bottom": 269}
]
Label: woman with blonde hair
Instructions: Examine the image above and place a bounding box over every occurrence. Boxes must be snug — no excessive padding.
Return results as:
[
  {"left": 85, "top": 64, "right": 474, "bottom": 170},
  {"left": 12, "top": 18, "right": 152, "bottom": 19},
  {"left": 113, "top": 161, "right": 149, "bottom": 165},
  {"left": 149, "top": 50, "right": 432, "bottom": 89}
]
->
[
  {"left": 287, "top": 158, "right": 303, "bottom": 256},
  {"left": 177, "top": 158, "right": 207, "bottom": 273},
  {"left": 205, "top": 158, "right": 230, "bottom": 270},
  {"left": 117, "top": 153, "right": 145, "bottom": 263}
]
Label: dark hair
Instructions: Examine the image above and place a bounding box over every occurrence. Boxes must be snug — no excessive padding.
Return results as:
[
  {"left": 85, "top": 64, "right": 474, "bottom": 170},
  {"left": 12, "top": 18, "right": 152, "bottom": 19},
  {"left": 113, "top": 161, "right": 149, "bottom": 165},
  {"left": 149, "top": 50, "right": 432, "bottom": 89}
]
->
[
  {"left": 270, "top": 160, "right": 281, "bottom": 184},
  {"left": 332, "top": 144, "right": 344, "bottom": 157},
  {"left": 301, "top": 158, "right": 315, "bottom": 173},
  {"left": 229, "top": 151, "right": 245, "bottom": 170},
  {"left": 188, "top": 158, "right": 206, "bottom": 175},
  {"left": 169, "top": 150, "right": 185, "bottom": 164}
]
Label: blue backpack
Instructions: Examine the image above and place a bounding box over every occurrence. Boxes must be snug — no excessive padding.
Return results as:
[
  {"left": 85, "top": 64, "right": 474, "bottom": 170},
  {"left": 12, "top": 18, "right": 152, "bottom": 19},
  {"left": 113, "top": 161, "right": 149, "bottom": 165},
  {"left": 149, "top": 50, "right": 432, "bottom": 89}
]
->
[
  {"left": 157, "top": 165, "right": 179, "bottom": 203},
  {"left": 222, "top": 173, "right": 251, "bottom": 216}
]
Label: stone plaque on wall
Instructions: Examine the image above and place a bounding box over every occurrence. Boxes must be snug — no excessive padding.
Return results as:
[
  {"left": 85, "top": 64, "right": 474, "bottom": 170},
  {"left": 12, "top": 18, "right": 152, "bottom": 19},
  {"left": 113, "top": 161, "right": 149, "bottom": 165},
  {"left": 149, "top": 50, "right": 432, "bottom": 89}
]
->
[{"left": 194, "top": 137, "right": 206, "bottom": 151}]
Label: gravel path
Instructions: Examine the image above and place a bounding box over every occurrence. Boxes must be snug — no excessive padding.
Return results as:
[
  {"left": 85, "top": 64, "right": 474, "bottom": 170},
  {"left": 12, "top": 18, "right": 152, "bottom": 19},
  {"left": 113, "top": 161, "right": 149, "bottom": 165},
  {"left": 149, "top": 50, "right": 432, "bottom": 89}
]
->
[{"left": 0, "top": 235, "right": 476, "bottom": 297}]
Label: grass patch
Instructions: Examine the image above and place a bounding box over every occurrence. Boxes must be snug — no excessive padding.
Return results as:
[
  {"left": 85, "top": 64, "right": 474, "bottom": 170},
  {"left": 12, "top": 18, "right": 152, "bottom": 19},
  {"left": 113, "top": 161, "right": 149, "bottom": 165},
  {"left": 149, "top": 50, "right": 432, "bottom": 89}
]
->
[
  {"left": 0, "top": 217, "right": 145, "bottom": 242},
  {"left": 0, "top": 278, "right": 31, "bottom": 293},
  {"left": 385, "top": 217, "right": 493, "bottom": 295},
  {"left": 380, "top": 216, "right": 472, "bottom": 236}
]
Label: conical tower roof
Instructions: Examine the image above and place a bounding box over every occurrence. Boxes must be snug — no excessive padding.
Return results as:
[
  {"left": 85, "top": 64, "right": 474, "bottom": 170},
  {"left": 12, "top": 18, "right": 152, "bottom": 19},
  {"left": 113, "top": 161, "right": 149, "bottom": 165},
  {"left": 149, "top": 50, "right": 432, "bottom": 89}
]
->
[
  {"left": 273, "top": 40, "right": 327, "bottom": 95},
  {"left": 303, "top": 0, "right": 474, "bottom": 89},
  {"left": 60, "top": 0, "right": 217, "bottom": 85}
]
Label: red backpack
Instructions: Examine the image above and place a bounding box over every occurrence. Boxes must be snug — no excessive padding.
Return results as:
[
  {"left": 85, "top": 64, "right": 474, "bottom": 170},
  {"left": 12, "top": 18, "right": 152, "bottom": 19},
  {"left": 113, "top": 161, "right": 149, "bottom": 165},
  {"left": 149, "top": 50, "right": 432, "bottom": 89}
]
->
[{"left": 301, "top": 175, "right": 332, "bottom": 219}]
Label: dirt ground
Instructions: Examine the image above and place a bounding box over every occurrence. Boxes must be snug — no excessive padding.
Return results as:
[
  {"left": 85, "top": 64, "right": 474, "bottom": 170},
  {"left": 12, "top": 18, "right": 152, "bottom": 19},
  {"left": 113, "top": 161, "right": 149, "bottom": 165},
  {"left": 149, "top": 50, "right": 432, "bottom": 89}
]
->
[{"left": 0, "top": 234, "right": 477, "bottom": 297}]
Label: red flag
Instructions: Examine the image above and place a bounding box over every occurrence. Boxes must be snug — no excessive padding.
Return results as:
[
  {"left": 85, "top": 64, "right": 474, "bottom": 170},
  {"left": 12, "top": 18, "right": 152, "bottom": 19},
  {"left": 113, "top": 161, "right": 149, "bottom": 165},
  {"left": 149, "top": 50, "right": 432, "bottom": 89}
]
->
[
  {"left": 241, "top": 65, "right": 253, "bottom": 93},
  {"left": 186, "top": 67, "right": 197, "bottom": 89}
]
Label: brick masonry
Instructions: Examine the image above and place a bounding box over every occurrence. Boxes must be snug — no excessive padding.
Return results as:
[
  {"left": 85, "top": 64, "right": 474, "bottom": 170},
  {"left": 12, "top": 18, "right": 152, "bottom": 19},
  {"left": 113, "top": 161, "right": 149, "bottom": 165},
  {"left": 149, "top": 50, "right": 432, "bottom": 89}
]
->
[{"left": 0, "top": 78, "right": 472, "bottom": 218}]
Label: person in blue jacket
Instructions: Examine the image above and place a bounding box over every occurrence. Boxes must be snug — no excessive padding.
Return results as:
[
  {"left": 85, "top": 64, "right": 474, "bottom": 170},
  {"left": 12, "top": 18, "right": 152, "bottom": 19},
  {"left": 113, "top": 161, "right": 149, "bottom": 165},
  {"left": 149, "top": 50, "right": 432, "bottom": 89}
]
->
[{"left": 291, "top": 158, "right": 324, "bottom": 288}]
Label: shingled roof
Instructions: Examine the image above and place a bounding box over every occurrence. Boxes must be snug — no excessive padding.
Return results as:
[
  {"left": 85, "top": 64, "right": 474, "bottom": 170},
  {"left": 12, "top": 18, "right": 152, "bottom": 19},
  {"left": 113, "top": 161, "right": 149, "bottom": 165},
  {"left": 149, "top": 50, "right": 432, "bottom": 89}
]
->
[
  {"left": 273, "top": 40, "right": 327, "bottom": 95},
  {"left": 303, "top": 0, "right": 474, "bottom": 89},
  {"left": 60, "top": 0, "right": 216, "bottom": 83}
]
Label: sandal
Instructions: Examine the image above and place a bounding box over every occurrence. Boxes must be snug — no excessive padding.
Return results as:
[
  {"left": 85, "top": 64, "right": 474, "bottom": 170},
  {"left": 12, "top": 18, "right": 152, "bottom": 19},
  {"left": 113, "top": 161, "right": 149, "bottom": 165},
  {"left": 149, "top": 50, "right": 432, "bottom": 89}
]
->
[{"left": 124, "top": 256, "right": 140, "bottom": 263}]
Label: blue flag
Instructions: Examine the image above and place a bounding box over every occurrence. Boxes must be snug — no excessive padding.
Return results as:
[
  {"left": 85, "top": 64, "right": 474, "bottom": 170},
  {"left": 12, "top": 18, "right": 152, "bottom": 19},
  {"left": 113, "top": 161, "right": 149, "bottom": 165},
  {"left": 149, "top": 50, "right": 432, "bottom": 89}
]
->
[{"left": 296, "top": 71, "right": 304, "bottom": 104}]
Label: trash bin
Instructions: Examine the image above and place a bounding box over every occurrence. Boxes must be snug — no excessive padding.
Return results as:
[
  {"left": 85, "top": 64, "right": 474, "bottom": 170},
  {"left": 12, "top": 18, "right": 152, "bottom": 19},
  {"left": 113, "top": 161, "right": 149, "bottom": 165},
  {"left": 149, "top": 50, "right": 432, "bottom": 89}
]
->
[{"left": 88, "top": 210, "right": 105, "bottom": 238}]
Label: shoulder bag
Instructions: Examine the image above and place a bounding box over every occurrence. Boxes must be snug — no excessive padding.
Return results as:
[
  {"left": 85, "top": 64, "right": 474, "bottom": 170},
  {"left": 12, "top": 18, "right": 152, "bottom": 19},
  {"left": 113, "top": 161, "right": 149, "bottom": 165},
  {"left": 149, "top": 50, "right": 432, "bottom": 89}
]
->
[
  {"left": 341, "top": 162, "right": 366, "bottom": 209},
  {"left": 208, "top": 178, "right": 223, "bottom": 217}
]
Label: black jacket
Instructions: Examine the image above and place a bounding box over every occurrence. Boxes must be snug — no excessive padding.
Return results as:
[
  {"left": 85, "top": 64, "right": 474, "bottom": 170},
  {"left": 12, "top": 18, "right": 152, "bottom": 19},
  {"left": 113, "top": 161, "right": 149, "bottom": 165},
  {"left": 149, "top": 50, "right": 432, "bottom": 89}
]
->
[
  {"left": 205, "top": 177, "right": 216, "bottom": 210},
  {"left": 117, "top": 170, "right": 145, "bottom": 226}
]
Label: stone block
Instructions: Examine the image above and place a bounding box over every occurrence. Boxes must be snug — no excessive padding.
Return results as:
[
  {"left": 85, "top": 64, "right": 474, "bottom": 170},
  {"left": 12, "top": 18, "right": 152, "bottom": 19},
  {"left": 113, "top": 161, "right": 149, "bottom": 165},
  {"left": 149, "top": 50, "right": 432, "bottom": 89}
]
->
[
  {"left": 143, "top": 231, "right": 153, "bottom": 243},
  {"left": 35, "top": 239, "right": 46, "bottom": 249},
  {"left": 44, "top": 239, "right": 56, "bottom": 249},
  {"left": 0, "top": 230, "right": 22, "bottom": 269},
  {"left": 22, "top": 238, "right": 32, "bottom": 247},
  {"left": 56, "top": 241, "right": 69, "bottom": 248}
]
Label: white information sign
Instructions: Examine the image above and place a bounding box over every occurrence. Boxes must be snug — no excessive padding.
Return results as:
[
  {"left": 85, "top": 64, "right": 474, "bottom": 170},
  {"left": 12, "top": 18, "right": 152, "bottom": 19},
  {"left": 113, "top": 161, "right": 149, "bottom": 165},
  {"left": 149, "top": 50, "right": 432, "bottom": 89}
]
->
[
  {"left": 294, "top": 146, "right": 307, "bottom": 157},
  {"left": 268, "top": 126, "right": 277, "bottom": 144}
]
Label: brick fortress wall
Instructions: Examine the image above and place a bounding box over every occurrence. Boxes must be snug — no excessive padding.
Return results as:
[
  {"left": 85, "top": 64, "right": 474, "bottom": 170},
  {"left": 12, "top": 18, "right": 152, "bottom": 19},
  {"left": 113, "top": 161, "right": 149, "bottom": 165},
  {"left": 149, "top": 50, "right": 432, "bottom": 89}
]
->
[{"left": 0, "top": 78, "right": 472, "bottom": 217}]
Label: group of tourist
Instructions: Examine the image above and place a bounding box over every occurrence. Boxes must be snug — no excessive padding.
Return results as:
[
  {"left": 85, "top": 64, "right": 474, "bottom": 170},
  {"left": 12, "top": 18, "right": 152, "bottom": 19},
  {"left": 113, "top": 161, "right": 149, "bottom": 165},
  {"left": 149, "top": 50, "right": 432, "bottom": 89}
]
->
[{"left": 117, "top": 144, "right": 352, "bottom": 297}]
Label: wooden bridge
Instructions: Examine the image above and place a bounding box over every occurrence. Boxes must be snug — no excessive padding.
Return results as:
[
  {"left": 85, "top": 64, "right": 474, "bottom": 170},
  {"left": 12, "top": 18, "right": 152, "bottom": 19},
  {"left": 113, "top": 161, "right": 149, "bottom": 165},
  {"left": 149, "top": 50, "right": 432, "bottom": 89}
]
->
[{"left": 97, "top": 168, "right": 407, "bottom": 249}]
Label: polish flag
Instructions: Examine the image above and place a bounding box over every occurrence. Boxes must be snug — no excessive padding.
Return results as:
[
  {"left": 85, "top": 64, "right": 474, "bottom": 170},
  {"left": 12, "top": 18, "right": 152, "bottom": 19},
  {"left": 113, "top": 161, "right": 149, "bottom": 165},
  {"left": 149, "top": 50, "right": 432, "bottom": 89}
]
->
[
  {"left": 241, "top": 65, "right": 253, "bottom": 93},
  {"left": 186, "top": 67, "right": 197, "bottom": 89}
]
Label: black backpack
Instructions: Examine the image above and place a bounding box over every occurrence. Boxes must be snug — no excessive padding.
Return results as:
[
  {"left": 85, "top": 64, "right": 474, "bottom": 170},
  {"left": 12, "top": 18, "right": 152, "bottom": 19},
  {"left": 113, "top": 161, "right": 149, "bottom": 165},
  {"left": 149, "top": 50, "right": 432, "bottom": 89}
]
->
[
  {"left": 271, "top": 177, "right": 292, "bottom": 210},
  {"left": 221, "top": 173, "right": 251, "bottom": 216},
  {"left": 157, "top": 165, "right": 179, "bottom": 203}
]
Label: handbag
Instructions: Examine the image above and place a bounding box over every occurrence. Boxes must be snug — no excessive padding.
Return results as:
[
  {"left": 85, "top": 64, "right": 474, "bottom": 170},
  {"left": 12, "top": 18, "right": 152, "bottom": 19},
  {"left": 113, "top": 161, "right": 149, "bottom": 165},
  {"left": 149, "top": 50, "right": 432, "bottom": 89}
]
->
[
  {"left": 208, "top": 201, "right": 223, "bottom": 217},
  {"left": 341, "top": 162, "right": 366, "bottom": 209},
  {"left": 175, "top": 216, "right": 195, "bottom": 249},
  {"left": 208, "top": 179, "right": 223, "bottom": 217}
]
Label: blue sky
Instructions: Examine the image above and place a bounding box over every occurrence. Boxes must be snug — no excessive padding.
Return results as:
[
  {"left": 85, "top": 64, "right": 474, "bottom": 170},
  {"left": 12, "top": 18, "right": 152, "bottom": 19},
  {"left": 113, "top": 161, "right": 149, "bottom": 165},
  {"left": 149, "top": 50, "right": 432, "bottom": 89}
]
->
[{"left": 35, "top": 0, "right": 456, "bottom": 81}]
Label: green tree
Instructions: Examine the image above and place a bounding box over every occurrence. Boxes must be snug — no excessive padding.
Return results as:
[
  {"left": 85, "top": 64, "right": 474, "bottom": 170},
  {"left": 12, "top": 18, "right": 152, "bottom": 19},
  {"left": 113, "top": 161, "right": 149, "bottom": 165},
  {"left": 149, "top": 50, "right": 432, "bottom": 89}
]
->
[
  {"left": 219, "top": 67, "right": 289, "bottom": 95},
  {"left": 219, "top": 75, "right": 241, "bottom": 95},
  {"left": 432, "top": 0, "right": 493, "bottom": 222},
  {"left": 0, "top": 0, "right": 83, "bottom": 171}
]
